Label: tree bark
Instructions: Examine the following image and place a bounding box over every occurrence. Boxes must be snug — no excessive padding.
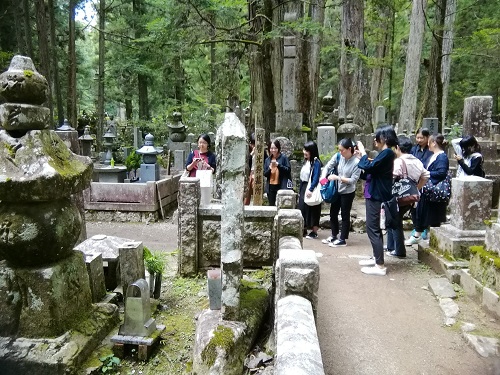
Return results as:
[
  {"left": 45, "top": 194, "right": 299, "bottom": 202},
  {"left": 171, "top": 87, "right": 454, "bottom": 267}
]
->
[
  {"left": 398, "top": 0, "right": 427, "bottom": 133},
  {"left": 67, "top": 0, "right": 77, "bottom": 130},
  {"left": 417, "top": 0, "right": 446, "bottom": 130},
  {"left": 48, "top": 0, "right": 64, "bottom": 126},
  {"left": 22, "top": 0, "right": 33, "bottom": 57},
  {"left": 248, "top": 0, "right": 276, "bottom": 139},
  {"left": 441, "top": 0, "right": 456, "bottom": 126},
  {"left": 35, "top": 0, "right": 54, "bottom": 126},
  {"left": 133, "top": 0, "right": 150, "bottom": 120},
  {"left": 97, "top": 0, "right": 106, "bottom": 152},
  {"left": 340, "top": 0, "right": 372, "bottom": 132}
]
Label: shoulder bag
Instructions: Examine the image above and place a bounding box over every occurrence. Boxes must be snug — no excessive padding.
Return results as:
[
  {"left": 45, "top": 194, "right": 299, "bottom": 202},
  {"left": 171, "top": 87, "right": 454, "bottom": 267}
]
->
[
  {"left": 422, "top": 173, "right": 451, "bottom": 202},
  {"left": 321, "top": 152, "right": 341, "bottom": 203},
  {"left": 304, "top": 158, "right": 323, "bottom": 206},
  {"left": 392, "top": 158, "right": 420, "bottom": 207}
]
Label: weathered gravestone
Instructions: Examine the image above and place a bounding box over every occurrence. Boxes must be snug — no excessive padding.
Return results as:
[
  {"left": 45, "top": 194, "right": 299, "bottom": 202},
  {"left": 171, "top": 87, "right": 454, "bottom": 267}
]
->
[{"left": 112, "top": 279, "right": 165, "bottom": 361}]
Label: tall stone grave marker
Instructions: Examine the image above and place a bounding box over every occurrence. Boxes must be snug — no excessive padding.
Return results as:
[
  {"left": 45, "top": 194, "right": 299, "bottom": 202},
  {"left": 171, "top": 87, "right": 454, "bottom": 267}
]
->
[
  {"left": 422, "top": 118, "right": 439, "bottom": 135},
  {"left": 463, "top": 96, "right": 493, "bottom": 139},
  {"left": 220, "top": 113, "right": 246, "bottom": 320}
]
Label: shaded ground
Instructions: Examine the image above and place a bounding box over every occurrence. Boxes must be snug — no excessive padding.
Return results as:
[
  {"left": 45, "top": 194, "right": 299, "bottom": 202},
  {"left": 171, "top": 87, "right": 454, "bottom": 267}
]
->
[{"left": 86, "top": 203, "right": 500, "bottom": 374}]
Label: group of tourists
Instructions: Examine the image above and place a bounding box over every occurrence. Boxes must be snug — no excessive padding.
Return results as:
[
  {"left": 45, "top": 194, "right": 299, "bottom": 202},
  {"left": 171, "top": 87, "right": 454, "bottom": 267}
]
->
[{"left": 184, "top": 127, "right": 485, "bottom": 277}]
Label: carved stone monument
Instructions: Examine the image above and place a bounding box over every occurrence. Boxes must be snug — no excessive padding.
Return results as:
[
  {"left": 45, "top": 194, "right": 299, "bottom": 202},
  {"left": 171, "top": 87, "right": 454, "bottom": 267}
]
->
[
  {"left": 112, "top": 279, "right": 165, "bottom": 361},
  {"left": 0, "top": 55, "right": 118, "bottom": 374}
]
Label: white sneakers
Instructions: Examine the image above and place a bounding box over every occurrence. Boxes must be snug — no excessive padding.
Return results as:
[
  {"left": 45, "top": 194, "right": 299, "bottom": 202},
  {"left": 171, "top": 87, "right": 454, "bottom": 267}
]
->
[
  {"left": 361, "top": 266, "right": 387, "bottom": 276},
  {"left": 359, "top": 258, "right": 386, "bottom": 275},
  {"left": 404, "top": 235, "right": 421, "bottom": 246},
  {"left": 322, "top": 236, "right": 336, "bottom": 244},
  {"left": 358, "top": 258, "right": 376, "bottom": 266}
]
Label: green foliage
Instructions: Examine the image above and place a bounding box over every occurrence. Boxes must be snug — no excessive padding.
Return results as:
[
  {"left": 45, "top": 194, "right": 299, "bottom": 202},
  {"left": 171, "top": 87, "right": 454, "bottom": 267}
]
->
[
  {"left": 143, "top": 246, "right": 165, "bottom": 275},
  {"left": 99, "top": 354, "right": 120, "bottom": 373},
  {"left": 125, "top": 151, "right": 141, "bottom": 173}
]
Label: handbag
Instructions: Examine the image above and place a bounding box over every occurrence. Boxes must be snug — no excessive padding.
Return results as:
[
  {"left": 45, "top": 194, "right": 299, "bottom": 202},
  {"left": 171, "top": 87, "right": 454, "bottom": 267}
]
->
[
  {"left": 392, "top": 158, "right": 420, "bottom": 207},
  {"left": 321, "top": 152, "right": 341, "bottom": 203},
  {"left": 422, "top": 174, "right": 451, "bottom": 202},
  {"left": 304, "top": 158, "right": 322, "bottom": 206}
]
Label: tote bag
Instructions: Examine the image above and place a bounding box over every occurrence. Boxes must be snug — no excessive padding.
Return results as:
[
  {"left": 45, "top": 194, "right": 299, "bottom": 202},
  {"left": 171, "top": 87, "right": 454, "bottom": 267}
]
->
[
  {"left": 304, "top": 158, "right": 322, "bottom": 206},
  {"left": 422, "top": 174, "right": 451, "bottom": 203},
  {"left": 392, "top": 159, "right": 420, "bottom": 207}
]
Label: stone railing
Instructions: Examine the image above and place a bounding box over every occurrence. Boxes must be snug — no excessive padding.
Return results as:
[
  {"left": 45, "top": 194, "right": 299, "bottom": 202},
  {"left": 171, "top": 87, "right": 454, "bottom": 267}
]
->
[
  {"left": 177, "top": 177, "right": 304, "bottom": 276},
  {"left": 84, "top": 175, "right": 181, "bottom": 222},
  {"left": 274, "top": 236, "right": 324, "bottom": 374}
]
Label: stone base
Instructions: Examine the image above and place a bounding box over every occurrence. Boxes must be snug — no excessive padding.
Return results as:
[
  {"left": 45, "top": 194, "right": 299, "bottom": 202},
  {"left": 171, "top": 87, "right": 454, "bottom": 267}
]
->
[
  {"left": 430, "top": 224, "right": 486, "bottom": 259},
  {"left": 485, "top": 223, "right": 500, "bottom": 256},
  {"left": 0, "top": 303, "right": 119, "bottom": 375},
  {"left": 111, "top": 325, "right": 165, "bottom": 361}
]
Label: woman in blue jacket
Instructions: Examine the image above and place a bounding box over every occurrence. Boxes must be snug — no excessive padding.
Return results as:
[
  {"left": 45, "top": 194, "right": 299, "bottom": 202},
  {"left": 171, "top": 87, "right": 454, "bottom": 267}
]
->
[
  {"left": 405, "top": 133, "right": 449, "bottom": 245},
  {"left": 355, "top": 125, "right": 398, "bottom": 276},
  {"left": 300, "top": 141, "right": 322, "bottom": 239}
]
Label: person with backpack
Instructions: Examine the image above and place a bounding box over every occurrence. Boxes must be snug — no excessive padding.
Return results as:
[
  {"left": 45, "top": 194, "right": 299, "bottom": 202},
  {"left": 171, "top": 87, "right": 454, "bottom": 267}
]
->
[
  {"left": 452, "top": 135, "right": 485, "bottom": 177},
  {"left": 320, "top": 138, "right": 361, "bottom": 247}
]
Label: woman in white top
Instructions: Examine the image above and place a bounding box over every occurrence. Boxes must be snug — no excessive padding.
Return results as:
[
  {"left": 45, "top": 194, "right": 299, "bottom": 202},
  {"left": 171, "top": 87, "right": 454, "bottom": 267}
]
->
[
  {"left": 387, "top": 136, "right": 429, "bottom": 257},
  {"left": 452, "top": 135, "right": 485, "bottom": 177},
  {"left": 320, "top": 138, "right": 361, "bottom": 247}
]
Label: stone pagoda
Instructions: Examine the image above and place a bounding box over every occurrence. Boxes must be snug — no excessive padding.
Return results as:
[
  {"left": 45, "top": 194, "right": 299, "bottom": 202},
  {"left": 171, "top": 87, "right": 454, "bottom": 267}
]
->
[{"left": 0, "top": 56, "right": 118, "bottom": 374}]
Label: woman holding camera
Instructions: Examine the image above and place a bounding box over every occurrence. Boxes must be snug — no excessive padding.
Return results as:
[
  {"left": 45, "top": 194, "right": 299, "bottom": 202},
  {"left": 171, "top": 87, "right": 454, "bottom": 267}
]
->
[{"left": 185, "top": 134, "right": 216, "bottom": 176}]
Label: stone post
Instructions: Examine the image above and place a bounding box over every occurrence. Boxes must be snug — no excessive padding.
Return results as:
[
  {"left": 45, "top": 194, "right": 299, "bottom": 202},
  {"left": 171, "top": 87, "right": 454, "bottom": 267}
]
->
[
  {"left": 430, "top": 176, "right": 493, "bottom": 259},
  {"left": 450, "top": 176, "right": 493, "bottom": 231},
  {"left": 118, "top": 241, "right": 145, "bottom": 294},
  {"left": 253, "top": 127, "right": 265, "bottom": 206},
  {"left": 177, "top": 177, "right": 201, "bottom": 276},
  {"left": 220, "top": 113, "right": 246, "bottom": 320},
  {"left": 273, "top": 209, "right": 304, "bottom": 258},
  {"left": 463, "top": 96, "right": 493, "bottom": 139},
  {"left": 422, "top": 118, "right": 438, "bottom": 135},
  {"left": 276, "top": 190, "right": 297, "bottom": 209}
]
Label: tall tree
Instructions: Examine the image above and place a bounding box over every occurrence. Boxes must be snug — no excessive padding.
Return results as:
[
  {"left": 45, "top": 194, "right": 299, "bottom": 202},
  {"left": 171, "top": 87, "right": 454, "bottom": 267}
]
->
[
  {"left": 339, "top": 0, "right": 372, "bottom": 132},
  {"left": 35, "top": 0, "right": 54, "bottom": 127},
  {"left": 97, "top": 0, "right": 106, "bottom": 152},
  {"left": 248, "top": 0, "right": 276, "bottom": 138},
  {"left": 48, "top": 0, "right": 64, "bottom": 126},
  {"left": 22, "top": 0, "right": 34, "bottom": 57},
  {"left": 398, "top": 0, "right": 427, "bottom": 133},
  {"left": 440, "top": 0, "right": 456, "bottom": 126},
  {"left": 133, "top": 0, "right": 150, "bottom": 120},
  {"left": 68, "top": 0, "right": 77, "bottom": 129},
  {"left": 417, "top": 0, "right": 446, "bottom": 129}
]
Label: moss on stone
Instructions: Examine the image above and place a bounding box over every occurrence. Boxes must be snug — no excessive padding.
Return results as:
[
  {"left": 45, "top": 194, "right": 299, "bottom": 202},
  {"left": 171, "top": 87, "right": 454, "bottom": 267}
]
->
[
  {"left": 40, "top": 131, "right": 82, "bottom": 177},
  {"left": 470, "top": 246, "right": 500, "bottom": 270},
  {"left": 240, "top": 279, "right": 268, "bottom": 329},
  {"left": 201, "top": 325, "right": 235, "bottom": 367},
  {"left": 23, "top": 70, "right": 33, "bottom": 78}
]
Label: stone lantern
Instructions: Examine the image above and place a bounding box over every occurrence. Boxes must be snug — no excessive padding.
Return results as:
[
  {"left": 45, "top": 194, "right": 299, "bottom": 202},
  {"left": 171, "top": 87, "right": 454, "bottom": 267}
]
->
[
  {"left": 103, "top": 127, "right": 116, "bottom": 165},
  {"left": 57, "top": 118, "right": 75, "bottom": 131},
  {"left": 167, "top": 111, "right": 186, "bottom": 142},
  {"left": 79, "top": 125, "right": 94, "bottom": 157},
  {"left": 136, "top": 133, "right": 163, "bottom": 182}
]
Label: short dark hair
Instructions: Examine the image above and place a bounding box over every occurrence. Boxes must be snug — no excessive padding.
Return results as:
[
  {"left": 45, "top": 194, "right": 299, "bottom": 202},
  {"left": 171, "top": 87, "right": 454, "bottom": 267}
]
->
[
  {"left": 459, "top": 135, "right": 481, "bottom": 157},
  {"left": 339, "top": 138, "right": 356, "bottom": 154},
  {"left": 375, "top": 125, "right": 398, "bottom": 147},
  {"left": 397, "top": 136, "right": 412, "bottom": 153},
  {"left": 417, "top": 128, "right": 430, "bottom": 137}
]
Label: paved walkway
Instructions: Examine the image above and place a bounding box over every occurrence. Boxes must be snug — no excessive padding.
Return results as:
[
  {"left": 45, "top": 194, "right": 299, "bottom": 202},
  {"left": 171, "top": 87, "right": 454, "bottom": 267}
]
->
[{"left": 86, "top": 216, "right": 500, "bottom": 375}]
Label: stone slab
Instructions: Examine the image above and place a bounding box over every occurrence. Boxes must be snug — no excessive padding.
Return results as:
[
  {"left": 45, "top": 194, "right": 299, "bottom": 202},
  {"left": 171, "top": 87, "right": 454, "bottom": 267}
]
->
[
  {"left": 417, "top": 247, "right": 467, "bottom": 284},
  {"left": 430, "top": 225, "right": 486, "bottom": 259},
  {"left": 428, "top": 278, "right": 457, "bottom": 299},
  {"left": 462, "top": 333, "right": 499, "bottom": 358},
  {"left": 482, "top": 285, "right": 500, "bottom": 320},
  {"left": 439, "top": 297, "right": 460, "bottom": 318}
]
